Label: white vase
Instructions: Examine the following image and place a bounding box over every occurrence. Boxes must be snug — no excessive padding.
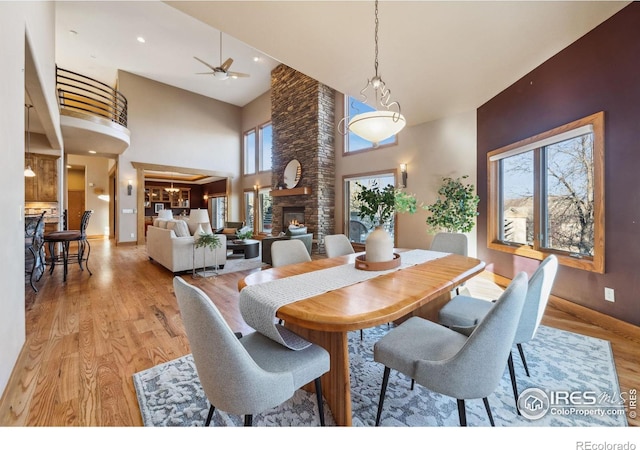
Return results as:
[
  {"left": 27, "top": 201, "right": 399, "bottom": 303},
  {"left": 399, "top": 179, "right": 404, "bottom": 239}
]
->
[{"left": 365, "top": 225, "right": 394, "bottom": 262}]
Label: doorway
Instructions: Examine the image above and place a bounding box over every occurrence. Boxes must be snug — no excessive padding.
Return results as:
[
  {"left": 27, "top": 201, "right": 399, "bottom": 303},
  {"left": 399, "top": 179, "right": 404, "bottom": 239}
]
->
[{"left": 67, "top": 167, "right": 86, "bottom": 230}]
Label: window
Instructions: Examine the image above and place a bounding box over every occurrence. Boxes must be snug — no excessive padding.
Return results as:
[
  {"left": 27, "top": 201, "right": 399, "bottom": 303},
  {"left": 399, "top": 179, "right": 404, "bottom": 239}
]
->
[
  {"left": 209, "top": 195, "right": 227, "bottom": 230},
  {"left": 244, "top": 122, "right": 272, "bottom": 174},
  {"left": 258, "top": 188, "right": 272, "bottom": 234},
  {"left": 243, "top": 190, "right": 255, "bottom": 230},
  {"left": 243, "top": 130, "right": 256, "bottom": 175},
  {"left": 344, "top": 172, "right": 397, "bottom": 244},
  {"left": 487, "top": 112, "right": 604, "bottom": 273},
  {"left": 259, "top": 123, "right": 273, "bottom": 172},
  {"left": 344, "top": 97, "right": 396, "bottom": 153}
]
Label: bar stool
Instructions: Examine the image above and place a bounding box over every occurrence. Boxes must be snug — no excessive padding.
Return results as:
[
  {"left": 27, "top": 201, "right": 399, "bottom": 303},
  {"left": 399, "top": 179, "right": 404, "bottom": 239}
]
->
[{"left": 44, "top": 210, "right": 93, "bottom": 282}]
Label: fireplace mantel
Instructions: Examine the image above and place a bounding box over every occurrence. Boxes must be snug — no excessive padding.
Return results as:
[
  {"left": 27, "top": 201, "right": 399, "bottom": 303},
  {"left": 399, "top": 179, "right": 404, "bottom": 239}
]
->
[{"left": 269, "top": 187, "right": 311, "bottom": 197}]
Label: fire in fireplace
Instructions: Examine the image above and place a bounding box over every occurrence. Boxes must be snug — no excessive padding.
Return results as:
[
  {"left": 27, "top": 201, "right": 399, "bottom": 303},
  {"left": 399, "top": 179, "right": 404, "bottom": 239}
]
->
[{"left": 282, "top": 207, "right": 305, "bottom": 227}]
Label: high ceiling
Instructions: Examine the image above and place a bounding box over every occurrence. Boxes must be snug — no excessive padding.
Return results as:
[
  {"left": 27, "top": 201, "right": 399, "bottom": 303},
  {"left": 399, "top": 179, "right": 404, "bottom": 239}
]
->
[{"left": 55, "top": 1, "right": 629, "bottom": 128}]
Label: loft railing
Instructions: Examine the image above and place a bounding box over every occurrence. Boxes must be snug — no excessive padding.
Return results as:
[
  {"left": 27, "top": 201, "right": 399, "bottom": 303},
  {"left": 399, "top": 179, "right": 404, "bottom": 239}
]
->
[{"left": 56, "top": 66, "right": 128, "bottom": 128}]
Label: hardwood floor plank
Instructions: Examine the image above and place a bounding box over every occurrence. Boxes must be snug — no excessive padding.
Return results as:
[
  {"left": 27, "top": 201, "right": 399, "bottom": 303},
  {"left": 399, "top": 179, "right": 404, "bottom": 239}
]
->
[{"left": 1, "top": 238, "right": 637, "bottom": 426}]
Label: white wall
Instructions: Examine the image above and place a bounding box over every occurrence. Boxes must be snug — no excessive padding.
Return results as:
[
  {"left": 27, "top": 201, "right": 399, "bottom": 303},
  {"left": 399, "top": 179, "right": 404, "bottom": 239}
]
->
[
  {"left": 0, "top": 1, "right": 58, "bottom": 399},
  {"left": 116, "top": 71, "right": 243, "bottom": 242},
  {"left": 335, "top": 109, "right": 478, "bottom": 256}
]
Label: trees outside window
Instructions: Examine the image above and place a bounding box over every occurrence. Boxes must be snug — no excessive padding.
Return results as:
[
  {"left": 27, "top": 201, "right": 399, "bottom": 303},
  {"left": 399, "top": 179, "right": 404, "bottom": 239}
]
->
[{"left": 487, "top": 111, "right": 604, "bottom": 273}]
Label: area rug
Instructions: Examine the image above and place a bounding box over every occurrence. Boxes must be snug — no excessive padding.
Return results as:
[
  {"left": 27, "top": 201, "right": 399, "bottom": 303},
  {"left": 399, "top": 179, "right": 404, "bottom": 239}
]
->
[
  {"left": 133, "top": 325, "right": 627, "bottom": 427},
  {"left": 215, "top": 253, "right": 266, "bottom": 275}
]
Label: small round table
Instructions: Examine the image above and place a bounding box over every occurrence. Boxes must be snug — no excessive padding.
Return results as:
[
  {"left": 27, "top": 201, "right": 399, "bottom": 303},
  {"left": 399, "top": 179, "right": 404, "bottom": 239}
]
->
[{"left": 227, "top": 239, "right": 260, "bottom": 259}]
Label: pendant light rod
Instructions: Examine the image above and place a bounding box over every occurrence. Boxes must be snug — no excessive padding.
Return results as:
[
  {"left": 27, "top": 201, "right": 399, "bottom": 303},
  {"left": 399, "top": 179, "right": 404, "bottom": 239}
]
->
[{"left": 24, "top": 104, "right": 36, "bottom": 178}]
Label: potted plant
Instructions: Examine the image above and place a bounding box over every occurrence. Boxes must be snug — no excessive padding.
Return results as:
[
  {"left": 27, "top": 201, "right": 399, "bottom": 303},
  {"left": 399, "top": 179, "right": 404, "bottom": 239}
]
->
[
  {"left": 194, "top": 232, "right": 221, "bottom": 277},
  {"left": 235, "top": 227, "right": 254, "bottom": 242},
  {"left": 424, "top": 175, "right": 480, "bottom": 233},
  {"left": 354, "top": 182, "right": 418, "bottom": 262}
]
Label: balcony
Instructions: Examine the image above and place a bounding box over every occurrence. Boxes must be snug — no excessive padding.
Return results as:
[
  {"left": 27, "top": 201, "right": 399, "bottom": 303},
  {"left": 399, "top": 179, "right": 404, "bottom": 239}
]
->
[{"left": 57, "top": 67, "right": 130, "bottom": 156}]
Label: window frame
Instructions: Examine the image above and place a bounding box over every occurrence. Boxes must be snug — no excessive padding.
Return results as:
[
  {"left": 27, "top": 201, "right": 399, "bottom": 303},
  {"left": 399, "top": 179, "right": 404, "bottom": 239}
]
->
[
  {"left": 243, "top": 189, "right": 256, "bottom": 231},
  {"left": 343, "top": 96, "right": 398, "bottom": 155},
  {"left": 487, "top": 111, "right": 605, "bottom": 273},
  {"left": 343, "top": 170, "right": 399, "bottom": 247},
  {"left": 258, "top": 122, "right": 273, "bottom": 172},
  {"left": 244, "top": 121, "right": 272, "bottom": 175}
]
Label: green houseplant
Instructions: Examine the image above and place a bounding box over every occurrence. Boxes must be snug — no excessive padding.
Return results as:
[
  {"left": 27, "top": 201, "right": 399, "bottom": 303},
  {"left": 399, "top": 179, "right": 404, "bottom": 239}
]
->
[
  {"left": 424, "top": 175, "right": 480, "bottom": 233},
  {"left": 354, "top": 182, "right": 418, "bottom": 229},
  {"left": 236, "top": 228, "right": 253, "bottom": 241},
  {"left": 354, "top": 182, "right": 418, "bottom": 262},
  {"left": 194, "top": 232, "right": 221, "bottom": 277}
]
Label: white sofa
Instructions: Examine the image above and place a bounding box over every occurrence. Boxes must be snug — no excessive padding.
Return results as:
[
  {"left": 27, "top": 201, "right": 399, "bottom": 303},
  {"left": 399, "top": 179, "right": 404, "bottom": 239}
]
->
[{"left": 146, "top": 217, "right": 227, "bottom": 273}]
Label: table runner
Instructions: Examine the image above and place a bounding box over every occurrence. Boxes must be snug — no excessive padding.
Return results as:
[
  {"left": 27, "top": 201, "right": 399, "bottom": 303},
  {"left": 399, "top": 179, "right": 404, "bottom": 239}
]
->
[{"left": 239, "top": 249, "right": 448, "bottom": 350}]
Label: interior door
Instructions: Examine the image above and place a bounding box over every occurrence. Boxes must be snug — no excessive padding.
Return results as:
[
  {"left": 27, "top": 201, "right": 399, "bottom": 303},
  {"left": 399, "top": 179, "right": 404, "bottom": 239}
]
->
[{"left": 68, "top": 190, "right": 85, "bottom": 230}]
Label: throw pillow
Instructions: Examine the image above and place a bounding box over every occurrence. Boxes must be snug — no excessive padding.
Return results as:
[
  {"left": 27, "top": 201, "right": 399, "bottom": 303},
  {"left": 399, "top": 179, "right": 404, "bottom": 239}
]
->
[{"left": 166, "top": 220, "right": 190, "bottom": 237}]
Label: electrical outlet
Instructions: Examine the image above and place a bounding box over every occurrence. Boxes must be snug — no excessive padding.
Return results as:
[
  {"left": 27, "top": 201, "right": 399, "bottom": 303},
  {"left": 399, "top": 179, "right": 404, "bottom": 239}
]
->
[
  {"left": 130, "top": 233, "right": 135, "bottom": 238},
  {"left": 604, "top": 287, "right": 615, "bottom": 302}
]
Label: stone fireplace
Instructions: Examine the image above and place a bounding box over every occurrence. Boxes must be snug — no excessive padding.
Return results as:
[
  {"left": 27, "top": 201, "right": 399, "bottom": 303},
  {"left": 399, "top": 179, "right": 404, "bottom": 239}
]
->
[{"left": 270, "top": 64, "right": 336, "bottom": 253}]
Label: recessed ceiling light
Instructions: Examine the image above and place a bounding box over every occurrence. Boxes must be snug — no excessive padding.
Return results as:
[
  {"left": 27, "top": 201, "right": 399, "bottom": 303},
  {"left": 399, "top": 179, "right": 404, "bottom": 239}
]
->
[
  {"left": 137, "top": 36, "right": 146, "bottom": 43},
  {"left": 88, "top": 150, "right": 97, "bottom": 154},
  {"left": 253, "top": 56, "right": 261, "bottom": 62}
]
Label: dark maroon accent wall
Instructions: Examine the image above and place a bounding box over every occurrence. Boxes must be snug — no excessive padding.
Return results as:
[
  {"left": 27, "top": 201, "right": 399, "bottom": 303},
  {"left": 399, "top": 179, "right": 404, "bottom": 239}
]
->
[{"left": 477, "top": 3, "right": 640, "bottom": 326}]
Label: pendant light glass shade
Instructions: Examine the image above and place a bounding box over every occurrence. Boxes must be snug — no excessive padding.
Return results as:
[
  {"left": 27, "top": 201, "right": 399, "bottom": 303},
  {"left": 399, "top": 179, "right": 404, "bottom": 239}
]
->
[
  {"left": 24, "top": 166, "right": 36, "bottom": 177},
  {"left": 348, "top": 110, "right": 406, "bottom": 145}
]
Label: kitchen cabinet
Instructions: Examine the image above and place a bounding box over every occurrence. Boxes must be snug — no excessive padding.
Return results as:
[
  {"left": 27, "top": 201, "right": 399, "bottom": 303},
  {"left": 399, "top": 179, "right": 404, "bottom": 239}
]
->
[
  {"left": 25, "top": 154, "right": 59, "bottom": 202},
  {"left": 145, "top": 186, "right": 190, "bottom": 208}
]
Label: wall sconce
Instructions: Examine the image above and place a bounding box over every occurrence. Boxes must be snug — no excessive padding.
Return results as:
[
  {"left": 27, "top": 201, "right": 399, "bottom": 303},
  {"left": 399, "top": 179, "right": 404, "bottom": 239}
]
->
[
  {"left": 203, "top": 193, "right": 209, "bottom": 201},
  {"left": 127, "top": 180, "right": 133, "bottom": 196},
  {"left": 254, "top": 184, "right": 259, "bottom": 193},
  {"left": 400, "top": 163, "right": 408, "bottom": 188}
]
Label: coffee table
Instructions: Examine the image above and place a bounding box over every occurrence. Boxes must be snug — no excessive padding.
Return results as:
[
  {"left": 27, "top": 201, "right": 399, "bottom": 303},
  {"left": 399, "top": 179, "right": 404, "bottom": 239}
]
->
[{"left": 226, "top": 239, "right": 259, "bottom": 259}]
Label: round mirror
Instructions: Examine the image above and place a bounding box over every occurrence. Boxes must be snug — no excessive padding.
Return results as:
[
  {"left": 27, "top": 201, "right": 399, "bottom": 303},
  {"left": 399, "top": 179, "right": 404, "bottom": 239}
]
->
[{"left": 283, "top": 159, "right": 302, "bottom": 188}]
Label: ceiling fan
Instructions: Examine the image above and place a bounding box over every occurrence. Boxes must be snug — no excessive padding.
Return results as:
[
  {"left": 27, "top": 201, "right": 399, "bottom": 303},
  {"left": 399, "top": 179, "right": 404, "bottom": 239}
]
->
[{"left": 194, "top": 32, "right": 250, "bottom": 81}]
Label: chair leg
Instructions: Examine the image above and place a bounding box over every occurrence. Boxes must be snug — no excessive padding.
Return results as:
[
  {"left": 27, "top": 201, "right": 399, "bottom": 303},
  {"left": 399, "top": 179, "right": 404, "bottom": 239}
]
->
[
  {"left": 205, "top": 404, "right": 216, "bottom": 426},
  {"left": 360, "top": 329, "right": 363, "bottom": 340},
  {"left": 517, "top": 343, "right": 529, "bottom": 376},
  {"left": 375, "top": 367, "right": 391, "bottom": 426},
  {"left": 507, "top": 352, "right": 521, "bottom": 415},
  {"left": 483, "top": 397, "right": 495, "bottom": 426},
  {"left": 410, "top": 378, "right": 415, "bottom": 390},
  {"left": 244, "top": 414, "right": 253, "bottom": 426},
  {"left": 314, "top": 377, "right": 325, "bottom": 426},
  {"left": 457, "top": 399, "right": 467, "bottom": 426}
]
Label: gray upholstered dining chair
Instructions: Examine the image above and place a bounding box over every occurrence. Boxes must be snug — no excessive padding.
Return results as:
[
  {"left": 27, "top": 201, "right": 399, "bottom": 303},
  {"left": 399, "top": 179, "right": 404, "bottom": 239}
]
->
[
  {"left": 430, "top": 232, "right": 469, "bottom": 295},
  {"left": 324, "top": 234, "right": 355, "bottom": 258},
  {"left": 173, "top": 276, "right": 330, "bottom": 426},
  {"left": 374, "top": 272, "right": 528, "bottom": 426},
  {"left": 438, "top": 255, "right": 559, "bottom": 409},
  {"left": 430, "top": 232, "right": 468, "bottom": 256},
  {"left": 271, "top": 239, "right": 312, "bottom": 268}
]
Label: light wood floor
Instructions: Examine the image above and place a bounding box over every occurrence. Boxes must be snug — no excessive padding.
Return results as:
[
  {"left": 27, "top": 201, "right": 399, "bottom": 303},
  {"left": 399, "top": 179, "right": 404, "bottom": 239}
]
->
[{"left": 1, "top": 238, "right": 638, "bottom": 426}]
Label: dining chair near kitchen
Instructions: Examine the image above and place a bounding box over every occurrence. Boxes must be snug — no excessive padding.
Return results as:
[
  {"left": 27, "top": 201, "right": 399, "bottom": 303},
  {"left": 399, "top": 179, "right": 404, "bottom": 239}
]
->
[
  {"left": 438, "top": 255, "right": 559, "bottom": 410},
  {"left": 173, "top": 276, "right": 330, "bottom": 426},
  {"left": 270, "top": 239, "right": 312, "bottom": 268},
  {"left": 324, "top": 234, "right": 355, "bottom": 258},
  {"left": 25, "top": 211, "right": 46, "bottom": 292},
  {"left": 374, "top": 272, "right": 528, "bottom": 426},
  {"left": 44, "top": 210, "right": 93, "bottom": 282}
]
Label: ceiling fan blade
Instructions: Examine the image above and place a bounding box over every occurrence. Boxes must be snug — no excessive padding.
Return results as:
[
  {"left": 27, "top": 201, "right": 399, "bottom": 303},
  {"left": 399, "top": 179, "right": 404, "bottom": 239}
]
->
[
  {"left": 193, "top": 56, "right": 218, "bottom": 72},
  {"left": 195, "top": 72, "right": 216, "bottom": 75},
  {"left": 228, "top": 71, "right": 250, "bottom": 79},
  {"left": 220, "top": 57, "right": 234, "bottom": 72}
]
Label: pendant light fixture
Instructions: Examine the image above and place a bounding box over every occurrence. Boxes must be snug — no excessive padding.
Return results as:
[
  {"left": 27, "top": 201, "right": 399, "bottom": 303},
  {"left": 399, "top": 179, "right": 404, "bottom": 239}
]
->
[
  {"left": 339, "top": 0, "right": 406, "bottom": 146},
  {"left": 165, "top": 172, "right": 180, "bottom": 194},
  {"left": 24, "top": 104, "right": 36, "bottom": 178}
]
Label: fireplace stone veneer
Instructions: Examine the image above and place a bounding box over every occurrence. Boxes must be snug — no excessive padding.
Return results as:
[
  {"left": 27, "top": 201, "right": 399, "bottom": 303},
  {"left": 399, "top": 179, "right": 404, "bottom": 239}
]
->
[{"left": 270, "top": 64, "right": 336, "bottom": 253}]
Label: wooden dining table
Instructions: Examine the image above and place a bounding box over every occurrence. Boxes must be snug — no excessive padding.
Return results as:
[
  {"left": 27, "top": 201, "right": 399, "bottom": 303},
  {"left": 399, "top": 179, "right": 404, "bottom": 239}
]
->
[{"left": 238, "top": 250, "right": 485, "bottom": 426}]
